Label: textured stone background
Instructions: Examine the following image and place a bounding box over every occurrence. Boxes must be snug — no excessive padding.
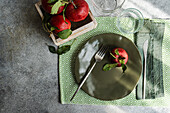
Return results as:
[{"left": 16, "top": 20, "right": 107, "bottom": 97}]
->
[{"left": 0, "top": 0, "right": 170, "bottom": 113}]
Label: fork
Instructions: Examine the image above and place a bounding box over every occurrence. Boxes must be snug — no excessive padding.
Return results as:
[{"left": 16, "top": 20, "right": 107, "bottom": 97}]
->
[{"left": 70, "top": 45, "right": 108, "bottom": 101}]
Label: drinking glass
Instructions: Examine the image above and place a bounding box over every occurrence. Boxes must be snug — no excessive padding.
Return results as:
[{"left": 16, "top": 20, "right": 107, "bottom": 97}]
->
[
  {"left": 90, "top": 0, "right": 126, "bottom": 16},
  {"left": 116, "top": 8, "right": 144, "bottom": 34}
]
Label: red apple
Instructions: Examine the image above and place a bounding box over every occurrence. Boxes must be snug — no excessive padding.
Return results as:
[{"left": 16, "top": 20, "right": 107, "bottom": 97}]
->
[
  {"left": 49, "top": 15, "right": 71, "bottom": 34},
  {"left": 41, "top": 0, "right": 64, "bottom": 14},
  {"left": 65, "top": 0, "right": 89, "bottom": 22},
  {"left": 103, "top": 48, "right": 128, "bottom": 72},
  {"left": 111, "top": 48, "right": 128, "bottom": 67}
]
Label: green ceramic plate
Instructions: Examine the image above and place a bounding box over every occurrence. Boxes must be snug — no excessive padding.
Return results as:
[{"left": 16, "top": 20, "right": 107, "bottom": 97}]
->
[{"left": 74, "top": 33, "right": 142, "bottom": 100}]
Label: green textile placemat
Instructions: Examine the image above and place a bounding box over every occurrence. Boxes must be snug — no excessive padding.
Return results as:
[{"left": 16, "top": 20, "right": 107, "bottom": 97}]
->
[{"left": 59, "top": 17, "right": 170, "bottom": 106}]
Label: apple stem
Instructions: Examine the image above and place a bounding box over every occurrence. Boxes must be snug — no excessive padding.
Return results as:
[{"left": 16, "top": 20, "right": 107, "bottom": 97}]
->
[{"left": 71, "top": 0, "right": 77, "bottom": 8}]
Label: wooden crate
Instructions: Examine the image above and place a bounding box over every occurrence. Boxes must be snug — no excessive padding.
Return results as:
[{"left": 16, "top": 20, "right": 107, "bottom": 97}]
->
[{"left": 35, "top": 1, "right": 98, "bottom": 46}]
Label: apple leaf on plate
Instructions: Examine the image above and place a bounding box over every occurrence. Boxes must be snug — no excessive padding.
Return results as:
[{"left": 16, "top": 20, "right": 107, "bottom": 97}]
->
[
  {"left": 115, "top": 49, "right": 119, "bottom": 55},
  {"left": 103, "top": 49, "right": 127, "bottom": 72},
  {"left": 119, "top": 59, "right": 125, "bottom": 64},
  {"left": 119, "top": 59, "right": 127, "bottom": 73},
  {"left": 103, "top": 63, "right": 118, "bottom": 71},
  {"left": 121, "top": 64, "right": 127, "bottom": 73}
]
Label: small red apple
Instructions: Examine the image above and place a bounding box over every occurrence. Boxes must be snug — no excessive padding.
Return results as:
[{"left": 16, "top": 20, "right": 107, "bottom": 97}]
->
[
  {"left": 111, "top": 48, "right": 128, "bottom": 67},
  {"left": 65, "top": 0, "right": 89, "bottom": 22},
  {"left": 41, "top": 0, "right": 64, "bottom": 14},
  {"left": 49, "top": 15, "right": 71, "bottom": 34},
  {"left": 103, "top": 48, "right": 128, "bottom": 72}
]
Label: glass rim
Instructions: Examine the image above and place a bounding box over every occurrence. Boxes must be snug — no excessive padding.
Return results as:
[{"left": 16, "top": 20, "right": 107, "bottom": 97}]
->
[
  {"left": 116, "top": 8, "right": 144, "bottom": 34},
  {"left": 90, "top": 0, "right": 118, "bottom": 13}
]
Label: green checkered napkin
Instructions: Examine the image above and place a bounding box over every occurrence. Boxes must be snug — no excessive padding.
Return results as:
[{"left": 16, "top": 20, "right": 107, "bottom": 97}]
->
[{"left": 59, "top": 17, "right": 170, "bottom": 106}]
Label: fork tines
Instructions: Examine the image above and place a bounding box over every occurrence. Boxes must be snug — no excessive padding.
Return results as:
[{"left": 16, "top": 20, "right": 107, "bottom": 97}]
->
[{"left": 97, "top": 45, "right": 109, "bottom": 57}]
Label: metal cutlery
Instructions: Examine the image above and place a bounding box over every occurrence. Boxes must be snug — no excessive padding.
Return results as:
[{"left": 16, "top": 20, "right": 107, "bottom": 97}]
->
[
  {"left": 142, "top": 39, "right": 149, "bottom": 99},
  {"left": 70, "top": 45, "right": 108, "bottom": 101}
]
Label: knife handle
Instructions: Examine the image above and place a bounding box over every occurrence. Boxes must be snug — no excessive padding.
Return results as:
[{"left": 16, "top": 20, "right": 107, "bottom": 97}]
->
[{"left": 142, "top": 39, "right": 148, "bottom": 99}]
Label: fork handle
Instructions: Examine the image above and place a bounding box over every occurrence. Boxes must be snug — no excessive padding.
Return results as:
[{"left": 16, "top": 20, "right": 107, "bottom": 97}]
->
[{"left": 70, "top": 61, "right": 97, "bottom": 101}]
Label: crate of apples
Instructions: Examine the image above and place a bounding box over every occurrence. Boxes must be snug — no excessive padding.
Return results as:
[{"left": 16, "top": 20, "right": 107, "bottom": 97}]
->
[{"left": 35, "top": 0, "right": 97, "bottom": 46}]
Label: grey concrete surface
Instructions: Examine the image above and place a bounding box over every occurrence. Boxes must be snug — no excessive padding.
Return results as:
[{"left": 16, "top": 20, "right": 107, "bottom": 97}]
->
[{"left": 0, "top": 0, "right": 170, "bottom": 113}]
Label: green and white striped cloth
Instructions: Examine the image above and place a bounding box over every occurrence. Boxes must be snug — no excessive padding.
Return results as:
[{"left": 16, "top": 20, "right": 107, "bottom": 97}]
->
[{"left": 59, "top": 17, "right": 170, "bottom": 106}]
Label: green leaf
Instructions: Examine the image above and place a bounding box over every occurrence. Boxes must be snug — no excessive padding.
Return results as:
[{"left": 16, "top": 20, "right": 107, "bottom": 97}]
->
[
  {"left": 48, "top": 45, "right": 57, "bottom": 53},
  {"left": 47, "top": 44, "right": 71, "bottom": 55},
  {"left": 47, "top": 23, "right": 60, "bottom": 31},
  {"left": 121, "top": 64, "right": 127, "bottom": 73},
  {"left": 57, "top": 29, "right": 72, "bottom": 39},
  {"left": 42, "top": 12, "right": 51, "bottom": 32},
  {"left": 48, "top": 0, "right": 58, "bottom": 3},
  {"left": 115, "top": 49, "right": 119, "bottom": 55},
  {"left": 51, "top": 26, "right": 60, "bottom": 31},
  {"left": 103, "top": 63, "right": 118, "bottom": 71},
  {"left": 51, "top": 1, "right": 63, "bottom": 14},
  {"left": 110, "top": 52, "right": 117, "bottom": 59},
  {"left": 119, "top": 59, "right": 125, "bottom": 64},
  {"left": 57, "top": 45, "right": 71, "bottom": 55},
  {"left": 63, "top": 4, "right": 67, "bottom": 23},
  {"left": 50, "top": 27, "right": 56, "bottom": 31}
]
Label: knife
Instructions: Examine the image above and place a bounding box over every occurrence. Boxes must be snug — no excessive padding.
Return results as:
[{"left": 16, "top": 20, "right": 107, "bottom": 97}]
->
[{"left": 142, "top": 39, "right": 149, "bottom": 99}]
